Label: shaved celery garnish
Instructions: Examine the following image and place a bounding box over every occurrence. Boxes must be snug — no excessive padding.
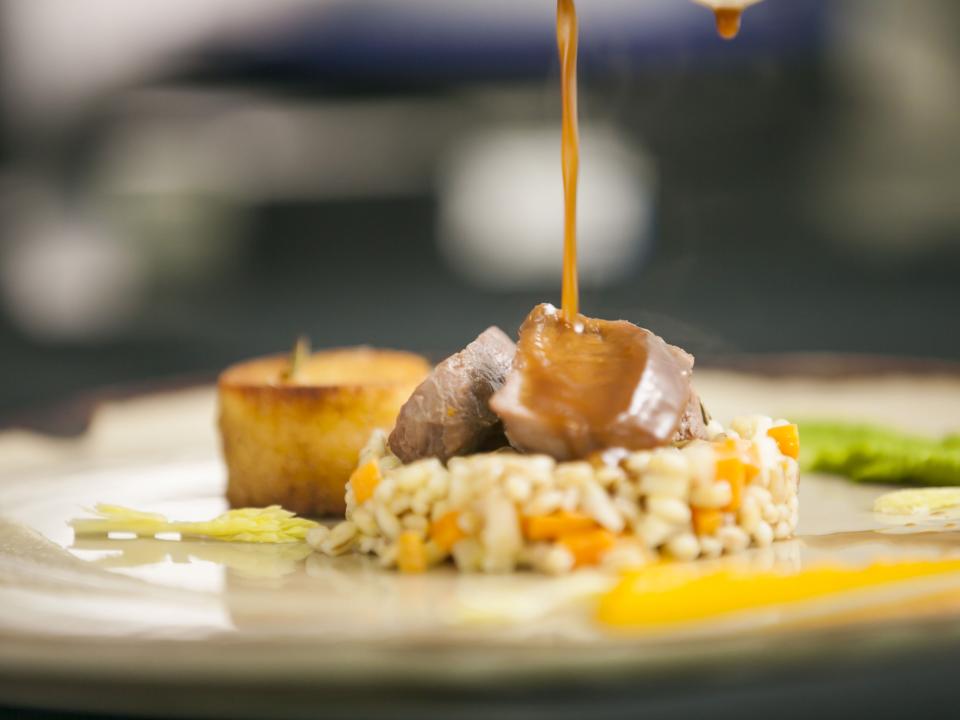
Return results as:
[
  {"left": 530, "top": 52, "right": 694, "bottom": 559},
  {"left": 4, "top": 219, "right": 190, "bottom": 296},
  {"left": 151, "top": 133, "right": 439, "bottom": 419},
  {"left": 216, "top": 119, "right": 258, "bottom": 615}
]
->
[
  {"left": 70, "top": 504, "right": 318, "bottom": 543},
  {"left": 874, "top": 488, "right": 960, "bottom": 515}
]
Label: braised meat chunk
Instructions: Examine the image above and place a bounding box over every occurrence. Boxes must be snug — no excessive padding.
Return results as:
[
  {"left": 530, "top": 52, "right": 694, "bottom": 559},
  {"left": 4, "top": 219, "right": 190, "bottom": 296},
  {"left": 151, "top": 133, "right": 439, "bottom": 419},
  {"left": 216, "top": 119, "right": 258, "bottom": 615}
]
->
[
  {"left": 490, "top": 304, "right": 702, "bottom": 460},
  {"left": 388, "top": 327, "right": 516, "bottom": 463}
]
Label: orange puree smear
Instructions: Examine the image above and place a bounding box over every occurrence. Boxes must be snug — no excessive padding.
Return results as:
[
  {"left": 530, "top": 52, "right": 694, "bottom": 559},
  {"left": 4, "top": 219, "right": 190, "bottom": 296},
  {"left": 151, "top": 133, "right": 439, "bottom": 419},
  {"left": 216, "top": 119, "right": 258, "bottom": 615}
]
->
[{"left": 598, "top": 558, "right": 960, "bottom": 628}]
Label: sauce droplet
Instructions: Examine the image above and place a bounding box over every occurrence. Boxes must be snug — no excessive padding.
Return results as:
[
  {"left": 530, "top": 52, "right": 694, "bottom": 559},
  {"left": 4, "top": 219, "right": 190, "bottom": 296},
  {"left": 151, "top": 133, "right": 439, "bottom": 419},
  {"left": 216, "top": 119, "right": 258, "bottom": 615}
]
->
[{"left": 714, "top": 7, "right": 742, "bottom": 40}]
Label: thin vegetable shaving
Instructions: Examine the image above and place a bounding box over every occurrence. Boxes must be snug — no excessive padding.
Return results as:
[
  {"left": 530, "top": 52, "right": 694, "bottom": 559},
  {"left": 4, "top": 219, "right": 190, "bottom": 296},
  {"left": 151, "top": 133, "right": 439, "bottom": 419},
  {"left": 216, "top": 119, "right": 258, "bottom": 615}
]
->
[
  {"left": 800, "top": 421, "right": 960, "bottom": 485},
  {"left": 873, "top": 488, "right": 960, "bottom": 515},
  {"left": 70, "top": 504, "right": 318, "bottom": 543}
]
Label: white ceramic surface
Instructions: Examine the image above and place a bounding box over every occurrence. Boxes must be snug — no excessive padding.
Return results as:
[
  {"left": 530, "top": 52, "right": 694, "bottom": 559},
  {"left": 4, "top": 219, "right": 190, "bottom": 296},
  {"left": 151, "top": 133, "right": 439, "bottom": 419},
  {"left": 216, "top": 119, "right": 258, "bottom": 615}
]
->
[{"left": 3, "top": 369, "right": 960, "bottom": 718}]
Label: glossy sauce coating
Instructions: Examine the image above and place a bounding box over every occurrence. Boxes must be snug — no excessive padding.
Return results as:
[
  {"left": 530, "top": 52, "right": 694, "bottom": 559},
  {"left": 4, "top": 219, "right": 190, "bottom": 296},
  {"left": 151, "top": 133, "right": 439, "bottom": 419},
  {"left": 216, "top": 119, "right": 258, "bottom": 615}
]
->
[{"left": 510, "top": 304, "right": 692, "bottom": 458}]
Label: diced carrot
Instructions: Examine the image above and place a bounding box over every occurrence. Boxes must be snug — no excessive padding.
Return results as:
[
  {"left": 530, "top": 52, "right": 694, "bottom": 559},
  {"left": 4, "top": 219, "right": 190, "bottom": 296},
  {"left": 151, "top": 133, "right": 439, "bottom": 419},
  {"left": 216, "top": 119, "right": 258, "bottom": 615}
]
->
[
  {"left": 691, "top": 507, "right": 723, "bottom": 536},
  {"left": 559, "top": 528, "right": 617, "bottom": 567},
  {"left": 713, "top": 437, "right": 739, "bottom": 456},
  {"left": 349, "top": 460, "right": 381, "bottom": 504},
  {"left": 743, "top": 438, "right": 761, "bottom": 477},
  {"left": 522, "top": 511, "right": 598, "bottom": 541},
  {"left": 397, "top": 531, "right": 427, "bottom": 573},
  {"left": 716, "top": 456, "right": 746, "bottom": 512},
  {"left": 430, "top": 511, "right": 466, "bottom": 551},
  {"left": 768, "top": 424, "right": 800, "bottom": 459}
]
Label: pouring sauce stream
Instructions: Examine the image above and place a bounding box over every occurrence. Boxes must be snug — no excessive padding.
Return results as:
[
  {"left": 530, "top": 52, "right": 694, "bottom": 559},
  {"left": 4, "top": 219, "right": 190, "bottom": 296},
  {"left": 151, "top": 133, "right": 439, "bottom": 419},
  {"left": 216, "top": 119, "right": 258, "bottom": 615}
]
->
[
  {"left": 557, "top": 0, "right": 580, "bottom": 323},
  {"left": 496, "top": 0, "right": 695, "bottom": 459}
]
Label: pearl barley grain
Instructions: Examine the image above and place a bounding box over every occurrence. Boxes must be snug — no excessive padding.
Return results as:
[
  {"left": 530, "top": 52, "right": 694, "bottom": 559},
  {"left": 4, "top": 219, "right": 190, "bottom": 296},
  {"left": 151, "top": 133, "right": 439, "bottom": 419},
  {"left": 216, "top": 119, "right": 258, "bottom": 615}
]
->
[{"left": 320, "top": 415, "right": 800, "bottom": 574}]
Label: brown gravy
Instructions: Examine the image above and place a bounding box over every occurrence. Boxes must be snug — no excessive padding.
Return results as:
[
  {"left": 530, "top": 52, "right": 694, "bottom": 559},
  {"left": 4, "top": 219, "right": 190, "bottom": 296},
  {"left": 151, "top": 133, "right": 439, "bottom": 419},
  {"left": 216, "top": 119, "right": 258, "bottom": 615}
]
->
[
  {"left": 714, "top": 7, "right": 743, "bottom": 40},
  {"left": 557, "top": 0, "right": 745, "bottom": 324},
  {"left": 514, "top": 304, "right": 692, "bottom": 458},
  {"left": 493, "top": 0, "right": 694, "bottom": 459},
  {"left": 557, "top": 0, "right": 580, "bottom": 323}
]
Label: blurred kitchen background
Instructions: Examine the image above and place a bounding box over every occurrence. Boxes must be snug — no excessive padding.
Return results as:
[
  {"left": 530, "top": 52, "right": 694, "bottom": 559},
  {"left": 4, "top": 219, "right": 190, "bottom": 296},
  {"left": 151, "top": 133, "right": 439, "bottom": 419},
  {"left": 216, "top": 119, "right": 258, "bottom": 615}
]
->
[{"left": 1, "top": 0, "right": 959, "bottom": 426}]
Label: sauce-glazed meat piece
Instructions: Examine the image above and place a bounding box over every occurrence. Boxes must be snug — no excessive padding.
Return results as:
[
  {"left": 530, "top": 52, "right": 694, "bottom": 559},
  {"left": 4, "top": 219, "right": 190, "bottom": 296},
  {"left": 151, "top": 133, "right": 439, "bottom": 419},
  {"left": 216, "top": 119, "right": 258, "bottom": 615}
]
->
[
  {"left": 388, "top": 327, "right": 516, "bottom": 463},
  {"left": 490, "top": 304, "right": 703, "bottom": 460}
]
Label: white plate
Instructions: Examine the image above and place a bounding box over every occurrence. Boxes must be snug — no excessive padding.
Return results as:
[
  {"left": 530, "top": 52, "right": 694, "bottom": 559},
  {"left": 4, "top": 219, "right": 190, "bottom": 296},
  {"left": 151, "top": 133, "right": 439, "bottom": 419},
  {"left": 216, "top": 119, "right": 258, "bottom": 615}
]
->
[{"left": 3, "top": 367, "right": 960, "bottom": 718}]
